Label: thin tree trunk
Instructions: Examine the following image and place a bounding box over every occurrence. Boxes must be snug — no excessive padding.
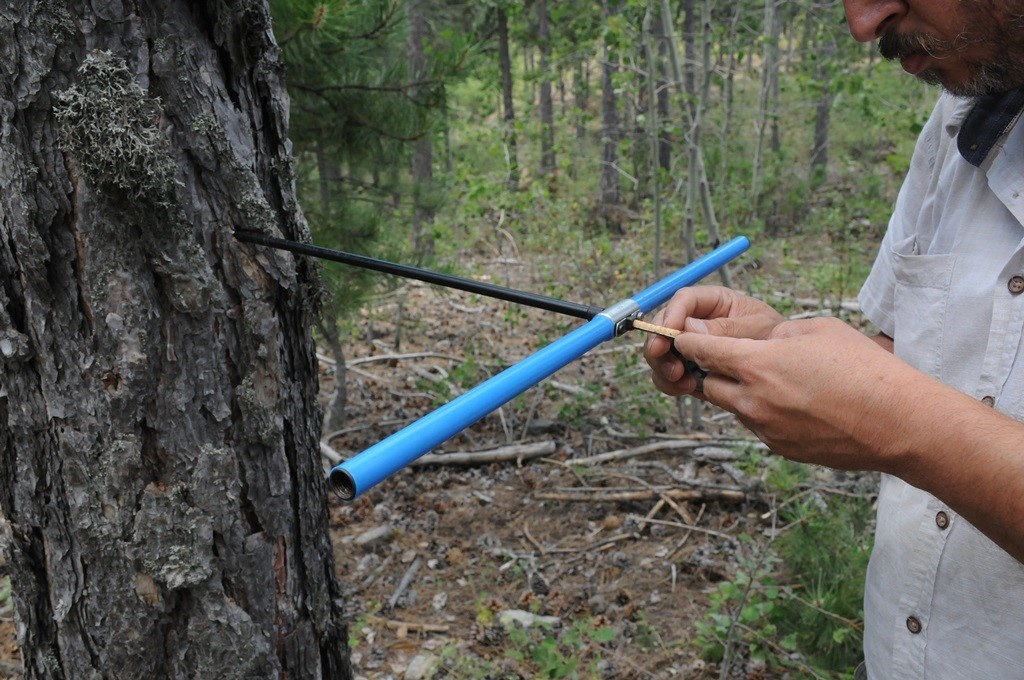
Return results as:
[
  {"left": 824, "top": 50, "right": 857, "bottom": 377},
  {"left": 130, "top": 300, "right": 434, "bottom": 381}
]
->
[
  {"left": 644, "top": 1, "right": 664, "bottom": 276},
  {"left": 810, "top": 33, "right": 836, "bottom": 185},
  {"left": 659, "top": 0, "right": 730, "bottom": 283},
  {"left": 718, "top": 3, "right": 742, "bottom": 184},
  {"left": 537, "top": 0, "right": 557, "bottom": 178},
  {"left": 599, "top": 18, "right": 623, "bottom": 235},
  {"left": 0, "top": 2, "right": 349, "bottom": 677},
  {"left": 498, "top": 7, "right": 520, "bottom": 191},
  {"left": 406, "top": 0, "right": 436, "bottom": 260},
  {"left": 654, "top": 10, "right": 672, "bottom": 174},
  {"left": 317, "top": 317, "right": 348, "bottom": 435},
  {"left": 752, "top": 0, "right": 781, "bottom": 199},
  {"left": 574, "top": 59, "right": 590, "bottom": 141}
]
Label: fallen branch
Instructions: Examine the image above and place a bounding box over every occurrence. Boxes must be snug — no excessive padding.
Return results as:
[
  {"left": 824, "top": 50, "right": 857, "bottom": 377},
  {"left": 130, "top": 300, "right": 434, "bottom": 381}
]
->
[
  {"left": 637, "top": 498, "right": 666, "bottom": 533},
  {"left": 629, "top": 514, "right": 733, "bottom": 540},
  {"left": 373, "top": 617, "right": 452, "bottom": 635},
  {"left": 387, "top": 557, "right": 422, "bottom": 611},
  {"left": 319, "top": 349, "right": 466, "bottom": 368},
  {"left": 412, "top": 441, "right": 556, "bottom": 467},
  {"left": 543, "top": 533, "right": 636, "bottom": 555},
  {"left": 320, "top": 441, "right": 343, "bottom": 465},
  {"left": 535, "top": 486, "right": 748, "bottom": 504},
  {"left": 566, "top": 439, "right": 754, "bottom": 466},
  {"left": 669, "top": 503, "right": 707, "bottom": 558}
]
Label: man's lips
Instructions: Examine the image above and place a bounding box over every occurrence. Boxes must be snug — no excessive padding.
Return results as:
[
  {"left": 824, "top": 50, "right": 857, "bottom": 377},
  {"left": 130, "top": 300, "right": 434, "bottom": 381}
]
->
[{"left": 900, "top": 53, "right": 930, "bottom": 76}]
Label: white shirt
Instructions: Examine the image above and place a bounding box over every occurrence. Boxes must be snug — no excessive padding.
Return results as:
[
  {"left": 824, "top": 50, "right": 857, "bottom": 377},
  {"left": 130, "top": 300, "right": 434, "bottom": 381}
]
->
[{"left": 859, "top": 92, "right": 1024, "bottom": 678}]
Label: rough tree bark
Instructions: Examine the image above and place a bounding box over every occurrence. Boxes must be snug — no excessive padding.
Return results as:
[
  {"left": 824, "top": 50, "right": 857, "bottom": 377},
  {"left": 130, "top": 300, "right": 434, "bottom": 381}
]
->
[{"left": 0, "top": 1, "right": 350, "bottom": 678}]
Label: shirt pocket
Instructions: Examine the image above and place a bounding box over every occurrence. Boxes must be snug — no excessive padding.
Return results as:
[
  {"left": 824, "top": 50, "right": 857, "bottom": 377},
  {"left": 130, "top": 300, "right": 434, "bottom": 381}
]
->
[{"left": 891, "top": 234, "right": 956, "bottom": 377}]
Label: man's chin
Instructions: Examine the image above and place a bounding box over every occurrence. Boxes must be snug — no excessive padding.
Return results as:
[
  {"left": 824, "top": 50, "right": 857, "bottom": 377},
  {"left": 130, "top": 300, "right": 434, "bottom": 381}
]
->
[{"left": 930, "top": 64, "right": 1024, "bottom": 98}]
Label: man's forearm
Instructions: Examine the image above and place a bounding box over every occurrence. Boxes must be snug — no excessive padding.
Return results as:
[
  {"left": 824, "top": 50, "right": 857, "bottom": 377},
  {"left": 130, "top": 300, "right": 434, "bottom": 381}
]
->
[{"left": 884, "top": 367, "right": 1024, "bottom": 563}]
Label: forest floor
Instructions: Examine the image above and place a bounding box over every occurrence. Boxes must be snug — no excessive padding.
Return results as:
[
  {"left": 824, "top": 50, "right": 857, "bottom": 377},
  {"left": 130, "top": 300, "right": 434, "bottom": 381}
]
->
[{"left": 322, "top": 242, "right": 875, "bottom": 680}]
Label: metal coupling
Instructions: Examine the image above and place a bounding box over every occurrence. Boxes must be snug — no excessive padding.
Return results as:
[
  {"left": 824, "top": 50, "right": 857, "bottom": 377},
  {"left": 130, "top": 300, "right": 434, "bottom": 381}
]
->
[{"left": 597, "top": 298, "right": 643, "bottom": 337}]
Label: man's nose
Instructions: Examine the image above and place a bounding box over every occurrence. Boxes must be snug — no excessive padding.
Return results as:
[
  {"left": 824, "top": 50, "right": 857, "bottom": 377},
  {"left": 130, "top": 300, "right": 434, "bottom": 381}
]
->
[{"left": 843, "top": 0, "right": 908, "bottom": 42}]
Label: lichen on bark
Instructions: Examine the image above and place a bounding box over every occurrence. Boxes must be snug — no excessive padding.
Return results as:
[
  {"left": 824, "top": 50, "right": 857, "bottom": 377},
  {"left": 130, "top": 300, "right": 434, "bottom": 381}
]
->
[{"left": 54, "top": 50, "right": 178, "bottom": 210}]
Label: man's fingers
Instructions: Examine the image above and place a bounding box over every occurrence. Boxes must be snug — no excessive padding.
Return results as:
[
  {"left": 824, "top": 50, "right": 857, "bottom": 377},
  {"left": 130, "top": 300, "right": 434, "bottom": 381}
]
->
[
  {"left": 695, "top": 315, "right": 776, "bottom": 340},
  {"left": 648, "top": 365, "right": 699, "bottom": 396},
  {"left": 672, "top": 331, "right": 748, "bottom": 381},
  {"left": 691, "top": 371, "right": 743, "bottom": 410},
  {"left": 660, "top": 286, "right": 735, "bottom": 331}
]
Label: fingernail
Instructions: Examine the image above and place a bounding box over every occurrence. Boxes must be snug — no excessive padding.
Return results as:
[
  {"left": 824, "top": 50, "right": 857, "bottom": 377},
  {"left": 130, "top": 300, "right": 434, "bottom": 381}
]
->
[{"left": 685, "top": 318, "right": 708, "bottom": 334}]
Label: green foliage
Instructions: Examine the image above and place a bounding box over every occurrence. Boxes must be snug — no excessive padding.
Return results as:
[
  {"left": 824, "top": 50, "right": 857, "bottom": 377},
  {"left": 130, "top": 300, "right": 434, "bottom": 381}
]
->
[
  {"left": 696, "top": 452, "right": 872, "bottom": 676},
  {"left": 438, "top": 616, "right": 618, "bottom": 679}
]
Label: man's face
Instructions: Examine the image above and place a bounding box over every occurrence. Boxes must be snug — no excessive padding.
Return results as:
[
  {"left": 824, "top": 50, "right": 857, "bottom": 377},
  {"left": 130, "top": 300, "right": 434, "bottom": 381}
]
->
[{"left": 843, "top": 0, "right": 1024, "bottom": 96}]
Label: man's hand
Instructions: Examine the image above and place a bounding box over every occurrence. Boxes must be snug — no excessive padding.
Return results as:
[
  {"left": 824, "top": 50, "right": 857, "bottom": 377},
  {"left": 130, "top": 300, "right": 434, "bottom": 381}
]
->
[
  {"left": 672, "top": 316, "right": 913, "bottom": 470},
  {"left": 644, "top": 286, "right": 784, "bottom": 395}
]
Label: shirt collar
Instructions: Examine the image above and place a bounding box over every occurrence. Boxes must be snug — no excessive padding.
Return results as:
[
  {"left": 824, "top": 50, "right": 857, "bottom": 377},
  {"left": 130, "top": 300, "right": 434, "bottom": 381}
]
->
[{"left": 950, "top": 88, "right": 1024, "bottom": 167}]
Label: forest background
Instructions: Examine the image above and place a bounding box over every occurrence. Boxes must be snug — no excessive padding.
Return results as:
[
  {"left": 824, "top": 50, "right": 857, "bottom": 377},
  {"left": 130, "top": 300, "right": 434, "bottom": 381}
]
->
[{"left": 275, "top": 0, "right": 935, "bottom": 678}]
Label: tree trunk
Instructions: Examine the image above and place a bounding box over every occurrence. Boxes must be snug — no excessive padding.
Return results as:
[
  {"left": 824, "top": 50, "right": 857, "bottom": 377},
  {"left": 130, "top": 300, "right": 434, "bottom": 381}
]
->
[
  {"left": 644, "top": 1, "right": 664, "bottom": 276},
  {"left": 752, "top": 0, "right": 782, "bottom": 199},
  {"left": 405, "top": 0, "right": 436, "bottom": 260},
  {"left": 537, "top": 0, "right": 557, "bottom": 178},
  {"left": 599, "top": 28, "right": 623, "bottom": 235},
  {"left": 653, "top": 10, "right": 672, "bottom": 174},
  {"left": 497, "top": 7, "right": 520, "bottom": 191},
  {"left": 718, "top": 2, "right": 742, "bottom": 185},
  {"left": 574, "top": 58, "right": 589, "bottom": 141},
  {"left": 0, "top": 2, "right": 349, "bottom": 678},
  {"left": 810, "top": 32, "right": 836, "bottom": 185}
]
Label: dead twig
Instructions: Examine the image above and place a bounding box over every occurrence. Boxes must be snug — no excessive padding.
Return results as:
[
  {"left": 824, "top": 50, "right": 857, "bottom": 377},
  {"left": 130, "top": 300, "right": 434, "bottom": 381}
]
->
[
  {"left": 387, "top": 557, "right": 422, "bottom": 611},
  {"left": 637, "top": 498, "right": 666, "bottom": 533},
  {"left": 320, "top": 441, "right": 343, "bottom": 465},
  {"left": 538, "top": 457, "right": 590, "bottom": 488},
  {"left": 412, "top": 441, "right": 556, "bottom": 467},
  {"left": 543, "top": 533, "right": 636, "bottom": 555},
  {"left": 522, "top": 523, "right": 547, "bottom": 555},
  {"left": 669, "top": 503, "right": 707, "bottom": 558},
  {"left": 630, "top": 514, "right": 732, "bottom": 540},
  {"left": 372, "top": 616, "right": 451, "bottom": 634},
  {"left": 567, "top": 439, "right": 750, "bottom": 466},
  {"left": 535, "top": 487, "right": 747, "bottom": 504},
  {"left": 343, "top": 350, "right": 466, "bottom": 367}
]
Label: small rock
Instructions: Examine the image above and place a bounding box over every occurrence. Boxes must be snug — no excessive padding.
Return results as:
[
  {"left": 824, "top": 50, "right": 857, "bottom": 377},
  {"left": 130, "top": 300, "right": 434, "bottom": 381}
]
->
[
  {"left": 610, "top": 551, "right": 632, "bottom": 568},
  {"left": 404, "top": 654, "right": 437, "bottom": 680},
  {"left": 355, "top": 524, "right": 393, "bottom": 548},
  {"left": 588, "top": 594, "right": 608, "bottom": 614},
  {"left": 601, "top": 515, "right": 623, "bottom": 531},
  {"left": 432, "top": 592, "right": 448, "bottom": 611},
  {"left": 498, "top": 609, "right": 561, "bottom": 630}
]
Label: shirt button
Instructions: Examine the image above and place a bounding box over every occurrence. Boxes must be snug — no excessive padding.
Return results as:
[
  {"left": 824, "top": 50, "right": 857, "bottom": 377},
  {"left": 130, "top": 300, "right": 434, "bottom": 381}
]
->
[
  {"left": 935, "top": 511, "right": 950, "bottom": 530},
  {"left": 982, "top": 395, "right": 996, "bottom": 407},
  {"left": 907, "top": 616, "right": 923, "bottom": 634},
  {"left": 1009, "top": 276, "right": 1024, "bottom": 294}
]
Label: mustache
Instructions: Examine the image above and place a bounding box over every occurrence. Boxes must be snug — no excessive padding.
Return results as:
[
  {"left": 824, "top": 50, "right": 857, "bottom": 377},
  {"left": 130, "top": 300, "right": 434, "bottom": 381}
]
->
[{"left": 878, "top": 30, "right": 955, "bottom": 61}]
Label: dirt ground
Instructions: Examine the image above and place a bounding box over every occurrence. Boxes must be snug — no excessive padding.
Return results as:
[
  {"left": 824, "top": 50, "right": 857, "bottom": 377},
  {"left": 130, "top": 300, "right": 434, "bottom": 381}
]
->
[{"left": 323, "top": 268, "right": 795, "bottom": 679}]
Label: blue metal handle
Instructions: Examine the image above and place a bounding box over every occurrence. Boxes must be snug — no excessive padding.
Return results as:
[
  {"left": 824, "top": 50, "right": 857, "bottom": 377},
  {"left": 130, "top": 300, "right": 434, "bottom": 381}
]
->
[{"left": 330, "top": 236, "right": 750, "bottom": 499}]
